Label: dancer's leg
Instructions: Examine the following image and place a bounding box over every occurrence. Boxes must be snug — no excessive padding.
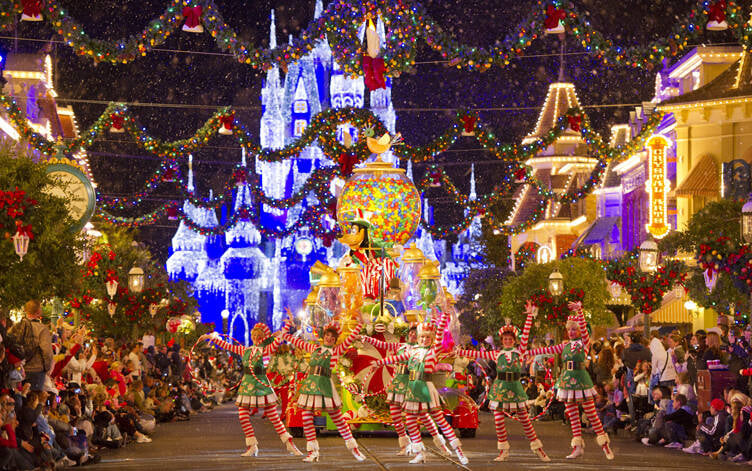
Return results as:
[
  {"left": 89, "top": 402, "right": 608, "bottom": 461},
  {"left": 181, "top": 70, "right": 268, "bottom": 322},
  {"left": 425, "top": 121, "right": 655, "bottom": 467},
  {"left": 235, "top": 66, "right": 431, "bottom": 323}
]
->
[
  {"left": 389, "top": 403, "right": 409, "bottom": 440},
  {"left": 429, "top": 409, "right": 467, "bottom": 464},
  {"left": 582, "top": 398, "right": 614, "bottom": 459},
  {"left": 516, "top": 408, "right": 539, "bottom": 442},
  {"left": 328, "top": 409, "right": 354, "bottom": 442},
  {"left": 237, "top": 406, "right": 256, "bottom": 441},
  {"left": 264, "top": 405, "right": 302, "bottom": 455},
  {"left": 493, "top": 411, "right": 510, "bottom": 461},
  {"left": 565, "top": 402, "right": 582, "bottom": 440},
  {"left": 405, "top": 412, "right": 426, "bottom": 463}
]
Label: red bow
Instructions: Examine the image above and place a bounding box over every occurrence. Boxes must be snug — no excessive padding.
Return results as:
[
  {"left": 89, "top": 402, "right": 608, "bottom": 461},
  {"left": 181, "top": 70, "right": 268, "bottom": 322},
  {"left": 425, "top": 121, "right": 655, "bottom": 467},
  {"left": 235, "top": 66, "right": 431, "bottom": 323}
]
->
[
  {"left": 460, "top": 115, "right": 477, "bottom": 134},
  {"left": 166, "top": 205, "right": 178, "bottom": 221},
  {"left": 14, "top": 220, "right": 33, "bottom": 239},
  {"left": 237, "top": 208, "right": 251, "bottom": 220},
  {"left": 544, "top": 5, "right": 566, "bottom": 30},
  {"left": 338, "top": 153, "right": 358, "bottom": 177},
  {"left": 567, "top": 115, "right": 582, "bottom": 132},
  {"left": 219, "top": 113, "right": 234, "bottom": 131},
  {"left": 709, "top": 1, "right": 726, "bottom": 23},
  {"left": 428, "top": 171, "right": 442, "bottom": 187},
  {"left": 22, "top": 0, "right": 43, "bottom": 18},
  {"left": 233, "top": 168, "right": 247, "bottom": 185},
  {"left": 362, "top": 55, "right": 386, "bottom": 90},
  {"left": 110, "top": 114, "right": 124, "bottom": 130},
  {"left": 182, "top": 6, "right": 203, "bottom": 29},
  {"left": 105, "top": 269, "right": 118, "bottom": 283},
  {"left": 514, "top": 168, "right": 528, "bottom": 181}
]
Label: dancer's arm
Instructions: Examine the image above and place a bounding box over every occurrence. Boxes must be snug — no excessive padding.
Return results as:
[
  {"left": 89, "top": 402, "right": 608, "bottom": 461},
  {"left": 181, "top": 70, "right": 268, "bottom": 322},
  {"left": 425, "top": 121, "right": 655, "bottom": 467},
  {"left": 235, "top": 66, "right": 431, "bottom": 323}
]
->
[
  {"left": 263, "top": 321, "right": 291, "bottom": 356},
  {"left": 455, "top": 348, "right": 498, "bottom": 361},
  {"left": 334, "top": 322, "right": 364, "bottom": 356},
  {"left": 282, "top": 334, "right": 317, "bottom": 353},
  {"left": 526, "top": 343, "right": 565, "bottom": 356},
  {"left": 519, "top": 300, "right": 537, "bottom": 353},
  {"left": 375, "top": 351, "right": 411, "bottom": 367},
  {"left": 433, "top": 310, "right": 450, "bottom": 347},
  {"left": 361, "top": 335, "right": 402, "bottom": 353},
  {"left": 207, "top": 334, "right": 246, "bottom": 356},
  {"left": 568, "top": 301, "right": 590, "bottom": 348}
]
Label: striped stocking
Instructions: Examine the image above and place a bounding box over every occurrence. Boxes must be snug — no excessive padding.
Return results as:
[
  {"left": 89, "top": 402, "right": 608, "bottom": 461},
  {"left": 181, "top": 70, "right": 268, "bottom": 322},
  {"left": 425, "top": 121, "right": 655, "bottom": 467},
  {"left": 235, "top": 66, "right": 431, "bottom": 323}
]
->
[
  {"left": 493, "top": 411, "right": 508, "bottom": 443},
  {"left": 301, "top": 410, "right": 317, "bottom": 444},
  {"left": 389, "top": 403, "right": 408, "bottom": 439},
  {"left": 329, "top": 409, "right": 355, "bottom": 442},
  {"left": 429, "top": 409, "right": 458, "bottom": 443},
  {"left": 516, "top": 408, "right": 539, "bottom": 442},
  {"left": 582, "top": 399, "right": 605, "bottom": 436},
  {"left": 237, "top": 406, "right": 255, "bottom": 440},
  {"left": 405, "top": 412, "right": 423, "bottom": 445},
  {"left": 565, "top": 402, "right": 582, "bottom": 438},
  {"left": 263, "top": 405, "right": 288, "bottom": 439},
  {"left": 419, "top": 412, "right": 441, "bottom": 438}
]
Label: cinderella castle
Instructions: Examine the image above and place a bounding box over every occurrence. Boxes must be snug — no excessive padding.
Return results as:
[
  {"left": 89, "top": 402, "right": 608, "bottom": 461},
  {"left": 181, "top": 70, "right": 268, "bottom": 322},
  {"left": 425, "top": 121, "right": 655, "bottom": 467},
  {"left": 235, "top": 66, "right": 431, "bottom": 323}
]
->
[{"left": 166, "top": 2, "right": 483, "bottom": 343}]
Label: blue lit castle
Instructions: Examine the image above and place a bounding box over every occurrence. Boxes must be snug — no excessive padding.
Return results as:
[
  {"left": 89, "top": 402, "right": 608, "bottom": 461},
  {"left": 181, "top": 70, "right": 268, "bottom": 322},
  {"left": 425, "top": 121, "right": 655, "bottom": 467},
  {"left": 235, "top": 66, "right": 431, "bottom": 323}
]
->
[{"left": 167, "top": 2, "right": 480, "bottom": 343}]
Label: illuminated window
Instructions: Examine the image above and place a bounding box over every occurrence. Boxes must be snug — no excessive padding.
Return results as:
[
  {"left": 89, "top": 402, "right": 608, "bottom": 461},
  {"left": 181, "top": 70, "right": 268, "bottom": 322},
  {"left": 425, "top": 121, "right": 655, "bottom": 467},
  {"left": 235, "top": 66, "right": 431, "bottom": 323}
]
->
[
  {"left": 293, "top": 120, "right": 307, "bottom": 137},
  {"left": 537, "top": 245, "right": 553, "bottom": 264},
  {"left": 293, "top": 100, "right": 308, "bottom": 113}
]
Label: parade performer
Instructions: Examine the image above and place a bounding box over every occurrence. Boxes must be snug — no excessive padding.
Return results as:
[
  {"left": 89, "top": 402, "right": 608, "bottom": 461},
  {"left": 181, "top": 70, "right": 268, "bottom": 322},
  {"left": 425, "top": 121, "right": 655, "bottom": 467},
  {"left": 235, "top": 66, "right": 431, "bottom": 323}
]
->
[
  {"left": 361, "top": 323, "right": 452, "bottom": 457},
  {"left": 455, "top": 301, "right": 550, "bottom": 462},
  {"left": 199, "top": 324, "right": 302, "bottom": 458},
  {"left": 526, "top": 301, "right": 615, "bottom": 460},
  {"left": 374, "top": 312, "right": 469, "bottom": 464},
  {"left": 282, "top": 319, "right": 366, "bottom": 462}
]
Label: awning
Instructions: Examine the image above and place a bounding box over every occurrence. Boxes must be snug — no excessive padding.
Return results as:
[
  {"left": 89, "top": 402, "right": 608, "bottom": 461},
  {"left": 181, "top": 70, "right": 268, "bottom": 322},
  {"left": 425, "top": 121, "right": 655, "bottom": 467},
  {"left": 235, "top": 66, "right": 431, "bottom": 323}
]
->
[
  {"left": 576, "top": 216, "right": 620, "bottom": 246},
  {"left": 625, "top": 293, "right": 695, "bottom": 325},
  {"left": 675, "top": 155, "right": 719, "bottom": 197}
]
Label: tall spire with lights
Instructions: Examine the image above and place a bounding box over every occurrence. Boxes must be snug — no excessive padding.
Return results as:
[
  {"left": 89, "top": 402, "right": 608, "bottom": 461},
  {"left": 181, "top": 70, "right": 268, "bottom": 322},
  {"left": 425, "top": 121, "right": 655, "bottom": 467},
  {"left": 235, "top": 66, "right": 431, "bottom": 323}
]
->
[{"left": 469, "top": 163, "right": 476, "bottom": 202}]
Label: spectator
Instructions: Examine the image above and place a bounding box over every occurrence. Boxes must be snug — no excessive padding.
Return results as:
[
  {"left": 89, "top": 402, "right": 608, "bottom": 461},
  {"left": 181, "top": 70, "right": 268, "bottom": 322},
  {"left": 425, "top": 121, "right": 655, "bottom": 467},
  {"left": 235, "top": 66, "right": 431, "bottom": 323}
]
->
[
  {"left": 65, "top": 343, "right": 97, "bottom": 386},
  {"left": 650, "top": 327, "right": 677, "bottom": 391},
  {"left": 712, "top": 390, "right": 751, "bottom": 461},
  {"left": 682, "top": 398, "right": 729, "bottom": 455},
  {"left": 594, "top": 347, "right": 616, "bottom": 387},
  {"left": 127, "top": 343, "right": 143, "bottom": 381},
  {"left": 9, "top": 300, "right": 52, "bottom": 391},
  {"left": 675, "top": 372, "right": 697, "bottom": 413},
  {"left": 642, "top": 393, "right": 694, "bottom": 448},
  {"left": 701, "top": 332, "right": 726, "bottom": 370}
]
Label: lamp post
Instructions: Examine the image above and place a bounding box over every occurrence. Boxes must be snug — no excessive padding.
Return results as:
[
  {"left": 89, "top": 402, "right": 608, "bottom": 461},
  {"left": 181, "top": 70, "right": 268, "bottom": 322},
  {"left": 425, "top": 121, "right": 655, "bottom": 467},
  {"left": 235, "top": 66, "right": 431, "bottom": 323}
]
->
[
  {"left": 548, "top": 270, "right": 564, "bottom": 297},
  {"left": 221, "top": 309, "right": 230, "bottom": 336},
  {"left": 128, "top": 266, "right": 145, "bottom": 293},
  {"left": 742, "top": 195, "right": 752, "bottom": 319},
  {"left": 639, "top": 239, "right": 659, "bottom": 337}
]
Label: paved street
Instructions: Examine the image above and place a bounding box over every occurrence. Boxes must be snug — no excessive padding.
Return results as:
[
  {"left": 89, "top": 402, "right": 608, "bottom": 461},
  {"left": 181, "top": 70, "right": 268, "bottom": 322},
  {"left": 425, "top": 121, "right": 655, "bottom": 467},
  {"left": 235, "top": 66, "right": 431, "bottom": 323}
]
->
[{"left": 87, "top": 404, "right": 741, "bottom": 471}]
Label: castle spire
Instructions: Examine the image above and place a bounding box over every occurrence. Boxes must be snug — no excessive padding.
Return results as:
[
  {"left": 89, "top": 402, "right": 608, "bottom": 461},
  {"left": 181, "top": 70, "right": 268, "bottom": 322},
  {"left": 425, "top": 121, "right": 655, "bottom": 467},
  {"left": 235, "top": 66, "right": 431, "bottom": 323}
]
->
[
  {"left": 469, "top": 163, "right": 476, "bottom": 201},
  {"left": 187, "top": 154, "right": 195, "bottom": 193},
  {"left": 314, "top": 0, "right": 323, "bottom": 20},
  {"left": 269, "top": 10, "right": 277, "bottom": 50}
]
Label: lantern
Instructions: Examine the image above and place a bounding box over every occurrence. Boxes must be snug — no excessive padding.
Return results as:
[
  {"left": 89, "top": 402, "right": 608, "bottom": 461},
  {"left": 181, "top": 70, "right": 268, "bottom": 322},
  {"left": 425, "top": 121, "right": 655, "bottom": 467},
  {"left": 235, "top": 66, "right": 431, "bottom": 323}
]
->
[
  {"left": 149, "top": 303, "right": 158, "bottom": 318},
  {"left": 548, "top": 270, "right": 564, "bottom": 296},
  {"left": 105, "top": 279, "right": 118, "bottom": 299},
  {"left": 220, "top": 308, "right": 230, "bottom": 335},
  {"left": 417, "top": 260, "right": 444, "bottom": 322},
  {"left": 337, "top": 258, "right": 363, "bottom": 316},
  {"left": 639, "top": 239, "right": 659, "bottom": 273},
  {"left": 316, "top": 268, "right": 343, "bottom": 320},
  {"left": 11, "top": 230, "right": 29, "bottom": 261},
  {"left": 704, "top": 268, "right": 719, "bottom": 292},
  {"left": 107, "top": 302, "right": 116, "bottom": 317},
  {"left": 742, "top": 193, "right": 752, "bottom": 243},
  {"left": 400, "top": 244, "right": 425, "bottom": 320},
  {"left": 608, "top": 281, "right": 622, "bottom": 299},
  {"left": 128, "top": 266, "right": 145, "bottom": 293}
]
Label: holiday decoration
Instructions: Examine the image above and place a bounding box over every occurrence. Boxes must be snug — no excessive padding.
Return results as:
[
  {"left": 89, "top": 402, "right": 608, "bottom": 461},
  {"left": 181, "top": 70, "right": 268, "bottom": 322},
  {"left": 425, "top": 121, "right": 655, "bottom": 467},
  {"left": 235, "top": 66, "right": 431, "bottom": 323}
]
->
[
  {"left": 528, "top": 287, "right": 584, "bottom": 322},
  {"left": 218, "top": 112, "right": 234, "bottom": 135},
  {"left": 515, "top": 242, "right": 539, "bottom": 270},
  {"left": 109, "top": 114, "right": 125, "bottom": 133},
  {"left": 364, "top": 16, "right": 381, "bottom": 59},
  {"left": 460, "top": 115, "right": 476, "bottom": 136},
  {"left": 567, "top": 115, "right": 581, "bottom": 132},
  {"left": 605, "top": 255, "right": 688, "bottom": 314},
  {"left": 166, "top": 316, "right": 181, "bottom": 333},
  {"left": 21, "top": 0, "right": 43, "bottom": 21},
  {"left": 11, "top": 226, "right": 30, "bottom": 261},
  {"left": 544, "top": 4, "right": 566, "bottom": 34},
  {"left": 707, "top": 1, "right": 728, "bottom": 31},
  {"left": 181, "top": 5, "right": 203, "bottom": 33},
  {"left": 362, "top": 55, "right": 386, "bottom": 90}
]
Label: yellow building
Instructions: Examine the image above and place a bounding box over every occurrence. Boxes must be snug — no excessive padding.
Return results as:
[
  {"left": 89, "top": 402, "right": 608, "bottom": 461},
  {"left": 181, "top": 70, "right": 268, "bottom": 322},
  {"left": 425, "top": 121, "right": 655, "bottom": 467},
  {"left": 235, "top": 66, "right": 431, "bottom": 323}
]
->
[{"left": 508, "top": 82, "right": 598, "bottom": 265}]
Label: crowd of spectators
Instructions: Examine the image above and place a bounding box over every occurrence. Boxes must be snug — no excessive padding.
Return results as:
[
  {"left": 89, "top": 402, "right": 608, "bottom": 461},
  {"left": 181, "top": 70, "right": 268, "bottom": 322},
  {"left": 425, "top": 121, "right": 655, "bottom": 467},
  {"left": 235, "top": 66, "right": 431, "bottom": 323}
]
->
[{"left": 0, "top": 300, "right": 238, "bottom": 471}]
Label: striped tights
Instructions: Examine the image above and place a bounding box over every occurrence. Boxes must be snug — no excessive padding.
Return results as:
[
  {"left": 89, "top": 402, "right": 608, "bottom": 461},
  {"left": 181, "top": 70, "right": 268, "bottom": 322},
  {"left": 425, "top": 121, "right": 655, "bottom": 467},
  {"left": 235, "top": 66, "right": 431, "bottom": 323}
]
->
[
  {"left": 237, "top": 405, "right": 288, "bottom": 440},
  {"left": 301, "top": 409, "right": 354, "bottom": 446},
  {"left": 389, "top": 403, "right": 408, "bottom": 440},
  {"left": 493, "top": 409, "right": 538, "bottom": 444},
  {"left": 405, "top": 411, "right": 442, "bottom": 445},
  {"left": 429, "top": 410, "right": 458, "bottom": 443},
  {"left": 565, "top": 402, "right": 582, "bottom": 438},
  {"left": 565, "top": 399, "right": 604, "bottom": 438}
]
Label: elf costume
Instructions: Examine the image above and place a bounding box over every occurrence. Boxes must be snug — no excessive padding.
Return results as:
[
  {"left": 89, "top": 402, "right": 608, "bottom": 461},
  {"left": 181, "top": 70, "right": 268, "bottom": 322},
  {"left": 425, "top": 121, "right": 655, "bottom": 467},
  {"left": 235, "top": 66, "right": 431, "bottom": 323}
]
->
[
  {"left": 526, "top": 301, "right": 614, "bottom": 460},
  {"left": 206, "top": 324, "right": 301, "bottom": 457},
  {"left": 283, "top": 320, "right": 366, "bottom": 462},
  {"left": 456, "top": 305, "right": 549, "bottom": 462}
]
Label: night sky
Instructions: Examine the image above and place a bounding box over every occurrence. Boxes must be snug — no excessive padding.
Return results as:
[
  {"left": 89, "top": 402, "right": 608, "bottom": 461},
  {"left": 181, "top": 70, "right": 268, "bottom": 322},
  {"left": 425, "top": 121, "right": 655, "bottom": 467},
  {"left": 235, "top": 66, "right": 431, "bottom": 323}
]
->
[{"left": 1, "top": 0, "right": 726, "bottom": 259}]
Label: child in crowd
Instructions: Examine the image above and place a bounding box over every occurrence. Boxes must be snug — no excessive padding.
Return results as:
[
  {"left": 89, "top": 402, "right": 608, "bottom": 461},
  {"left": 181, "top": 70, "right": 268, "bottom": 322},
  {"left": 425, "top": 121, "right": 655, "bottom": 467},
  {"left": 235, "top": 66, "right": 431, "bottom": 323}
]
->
[{"left": 682, "top": 398, "right": 729, "bottom": 455}]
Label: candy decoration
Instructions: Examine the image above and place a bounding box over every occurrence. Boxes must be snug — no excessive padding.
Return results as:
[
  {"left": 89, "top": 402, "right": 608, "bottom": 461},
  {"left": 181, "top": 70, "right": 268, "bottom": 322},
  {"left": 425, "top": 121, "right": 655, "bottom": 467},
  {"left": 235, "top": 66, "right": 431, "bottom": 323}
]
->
[
  {"left": 109, "top": 114, "right": 125, "bottom": 133},
  {"left": 218, "top": 113, "right": 234, "bottom": 135},
  {"left": 182, "top": 5, "right": 203, "bottom": 33},
  {"left": 21, "top": 0, "right": 43, "bottom": 21},
  {"left": 418, "top": 279, "right": 438, "bottom": 311},
  {"left": 544, "top": 4, "right": 566, "bottom": 35},
  {"left": 707, "top": 1, "right": 728, "bottom": 31},
  {"left": 362, "top": 55, "right": 387, "bottom": 90}
]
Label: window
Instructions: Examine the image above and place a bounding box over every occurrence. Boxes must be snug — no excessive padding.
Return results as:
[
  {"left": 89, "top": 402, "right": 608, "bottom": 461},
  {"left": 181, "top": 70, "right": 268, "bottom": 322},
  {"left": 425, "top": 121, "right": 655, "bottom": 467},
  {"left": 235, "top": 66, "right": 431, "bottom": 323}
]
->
[
  {"left": 293, "top": 120, "right": 307, "bottom": 137},
  {"left": 293, "top": 100, "right": 308, "bottom": 113}
]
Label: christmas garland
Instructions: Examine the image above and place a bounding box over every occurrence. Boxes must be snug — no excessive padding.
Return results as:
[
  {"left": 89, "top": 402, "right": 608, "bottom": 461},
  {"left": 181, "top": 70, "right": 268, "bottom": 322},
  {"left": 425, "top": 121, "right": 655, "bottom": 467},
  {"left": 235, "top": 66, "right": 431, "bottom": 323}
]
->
[
  {"left": 515, "top": 241, "right": 540, "bottom": 269},
  {"left": 528, "top": 287, "right": 585, "bottom": 322},
  {"left": 697, "top": 236, "right": 752, "bottom": 294},
  {"left": 2, "top": 0, "right": 747, "bottom": 73},
  {"left": 604, "top": 255, "right": 687, "bottom": 314}
]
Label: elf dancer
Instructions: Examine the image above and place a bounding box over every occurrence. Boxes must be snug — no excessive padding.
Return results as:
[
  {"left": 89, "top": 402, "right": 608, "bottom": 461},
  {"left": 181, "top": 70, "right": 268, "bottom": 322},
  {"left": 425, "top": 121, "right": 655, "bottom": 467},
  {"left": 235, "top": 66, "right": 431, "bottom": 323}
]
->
[
  {"left": 361, "top": 324, "right": 452, "bottom": 456},
  {"left": 455, "top": 301, "right": 550, "bottom": 462},
  {"left": 374, "top": 312, "right": 469, "bottom": 464},
  {"left": 526, "top": 301, "right": 615, "bottom": 460},
  {"left": 283, "top": 319, "right": 366, "bottom": 463},
  {"left": 200, "top": 324, "right": 302, "bottom": 457}
]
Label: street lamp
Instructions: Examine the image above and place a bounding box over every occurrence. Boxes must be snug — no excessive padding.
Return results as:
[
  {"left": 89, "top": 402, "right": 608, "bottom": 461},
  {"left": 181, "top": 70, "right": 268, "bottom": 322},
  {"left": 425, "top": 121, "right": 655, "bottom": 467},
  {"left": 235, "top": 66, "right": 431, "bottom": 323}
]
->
[
  {"left": 548, "top": 270, "right": 564, "bottom": 296},
  {"left": 128, "top": 266, "right": 145, "bottom": 293},
  {"left": 221, "top": 309, "right": 230, "bottom": 336},
  {"left": 639, "top": 239, "right": 659, "bottom": 273},
  {"left": 742, "top": 193, "right": 752, "bottom": 243}
]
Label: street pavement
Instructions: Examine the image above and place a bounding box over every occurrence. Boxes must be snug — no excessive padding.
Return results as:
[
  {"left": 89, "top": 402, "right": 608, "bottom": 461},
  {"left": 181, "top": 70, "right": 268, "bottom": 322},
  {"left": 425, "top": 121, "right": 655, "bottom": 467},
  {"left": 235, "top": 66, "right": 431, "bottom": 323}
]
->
[{"left": 87, "top": 404, "right": 742, "bottom": 470}]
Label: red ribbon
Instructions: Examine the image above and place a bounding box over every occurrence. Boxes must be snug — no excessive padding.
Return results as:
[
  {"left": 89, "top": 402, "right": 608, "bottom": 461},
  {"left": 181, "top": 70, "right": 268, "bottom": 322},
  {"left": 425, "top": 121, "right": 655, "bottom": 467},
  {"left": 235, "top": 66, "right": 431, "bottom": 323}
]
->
[
  {"left": 709, "top": 0, "right": 726, "bottom": 23},
  {"left": 544, "top": 5, "right": 566, "bottom": 30},
  {"left": 219, "top": 113, "right": 234, "bottom": 131},
  {"left": 22, "top": 0, "right": 43, "bottom": 17},
  {"left": 182, "top": 6, "right": 203, "bottom": 29},
  {"left": 110, "top": 114, "right": 124, "bottom": 130},
  {"left": 14, "top": 220, "right": 33, "bottom": 239},
  {"left": 233, "top": 168, "right": 247, "bottom": 185},
  {"left": 460, "top": 115, "right": 477, "bottom": 133},
  {"left": 567, "top": 115, "right": 582, "bottom": 132},
  {"left": 166, "top": 206, "right": 178, "bottom": 220},
  {"left": 362, "top": 55, "right": 386, "bottom": 90},
  {"left": 338, "top": 153, "right": 358, "bottom": 177},
  {"left": 105, "top": 269, "right": 118, "bottom": 283},
  {"left": 514, "top": 168, "right": 527, "bottom": 181}
]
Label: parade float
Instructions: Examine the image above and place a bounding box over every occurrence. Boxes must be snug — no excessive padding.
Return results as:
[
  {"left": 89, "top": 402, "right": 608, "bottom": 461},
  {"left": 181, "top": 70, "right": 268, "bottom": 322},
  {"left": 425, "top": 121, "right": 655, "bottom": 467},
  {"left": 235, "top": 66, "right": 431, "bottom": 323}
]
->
[{"left": 281, "top": 132, "right": 479, "bottom": 437}]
